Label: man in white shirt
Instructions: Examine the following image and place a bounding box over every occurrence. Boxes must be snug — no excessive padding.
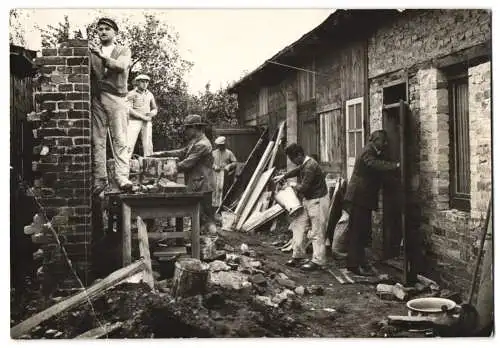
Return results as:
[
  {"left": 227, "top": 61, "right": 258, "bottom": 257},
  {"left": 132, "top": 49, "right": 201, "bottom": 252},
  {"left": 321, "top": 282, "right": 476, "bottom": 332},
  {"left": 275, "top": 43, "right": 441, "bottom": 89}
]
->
[{"left": 126, "top": 74, "right": 158, "bottom": 157}]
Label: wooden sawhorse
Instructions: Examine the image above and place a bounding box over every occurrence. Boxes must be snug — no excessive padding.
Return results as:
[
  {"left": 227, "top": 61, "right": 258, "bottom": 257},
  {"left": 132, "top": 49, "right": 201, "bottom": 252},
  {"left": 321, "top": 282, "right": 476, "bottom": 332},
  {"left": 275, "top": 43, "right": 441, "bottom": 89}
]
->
[{"left": 115, "top": 192, "right": 207, "bottom": 266}]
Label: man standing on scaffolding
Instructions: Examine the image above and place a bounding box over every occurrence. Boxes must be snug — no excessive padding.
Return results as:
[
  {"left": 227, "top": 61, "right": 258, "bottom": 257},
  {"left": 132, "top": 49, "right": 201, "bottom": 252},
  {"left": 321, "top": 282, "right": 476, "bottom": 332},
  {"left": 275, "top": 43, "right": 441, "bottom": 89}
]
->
[
  {"left": 126, "top": 74, "right": 158, "bottom": 157},
  {"left": 89, "top": 17, "right": 133, "bottom": 194}
]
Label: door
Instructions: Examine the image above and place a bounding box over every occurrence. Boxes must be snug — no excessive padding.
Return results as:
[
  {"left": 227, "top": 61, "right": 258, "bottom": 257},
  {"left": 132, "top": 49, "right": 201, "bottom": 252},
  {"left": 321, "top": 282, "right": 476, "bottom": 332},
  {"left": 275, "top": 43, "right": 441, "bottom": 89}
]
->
[
  {"left": 345, "top": 97, "right": 364, "bottom": 181},
  {"left": 382, "top": 105, "right": 402, "bottom": 260}
]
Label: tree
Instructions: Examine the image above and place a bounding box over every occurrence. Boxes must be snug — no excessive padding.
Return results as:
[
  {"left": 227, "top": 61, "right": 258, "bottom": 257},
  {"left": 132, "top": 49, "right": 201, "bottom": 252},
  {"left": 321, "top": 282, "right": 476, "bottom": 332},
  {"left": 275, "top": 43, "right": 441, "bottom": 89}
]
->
[
  {"left": 192, "top": 83, "right": 239, "bottom": 127},
  {"left": 9, "top": 9, "right": 27, "bottom": 46}
]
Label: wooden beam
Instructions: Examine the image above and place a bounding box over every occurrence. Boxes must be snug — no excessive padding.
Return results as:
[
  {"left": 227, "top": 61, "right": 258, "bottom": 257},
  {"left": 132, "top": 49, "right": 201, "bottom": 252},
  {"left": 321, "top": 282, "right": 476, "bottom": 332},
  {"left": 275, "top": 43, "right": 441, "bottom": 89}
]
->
[
  {"left": 267, "top": 121, "right": 286, "bottom": 170},
  {"left": 236, "top": 167, "right": 276, "bottom": 231},
  {"left": 136, "top": 217, "right": 155, "bottom": 290},
  {"left": 75, "top": 322, "right": 123, "bottom": 339},
  {"left": 233, "top": 141, "right": 275, "bottom": 228},
  {"left": 11, "top": 259, "right": 145, "bottom": 339}
]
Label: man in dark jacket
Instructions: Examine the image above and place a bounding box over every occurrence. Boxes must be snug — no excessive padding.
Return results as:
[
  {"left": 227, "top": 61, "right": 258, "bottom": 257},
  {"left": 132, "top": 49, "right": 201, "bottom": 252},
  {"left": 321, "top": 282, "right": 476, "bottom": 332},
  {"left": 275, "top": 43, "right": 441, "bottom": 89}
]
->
[
  {"left": 152, "top": 114, "right": 216, "bottom": 234},
  {"left": 343, "top": 130, "right": 400, "bottom": 276},
  {"left": 273, "top": 143, "right": 330, "bottom": 271}
]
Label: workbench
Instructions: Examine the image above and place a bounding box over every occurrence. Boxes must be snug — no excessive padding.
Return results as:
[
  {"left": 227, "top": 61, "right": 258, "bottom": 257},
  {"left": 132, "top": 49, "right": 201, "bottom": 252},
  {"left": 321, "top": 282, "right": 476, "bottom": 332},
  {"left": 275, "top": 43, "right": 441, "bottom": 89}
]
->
[{"left": 112, "top": 192, "right": 208, "bottom": 266}]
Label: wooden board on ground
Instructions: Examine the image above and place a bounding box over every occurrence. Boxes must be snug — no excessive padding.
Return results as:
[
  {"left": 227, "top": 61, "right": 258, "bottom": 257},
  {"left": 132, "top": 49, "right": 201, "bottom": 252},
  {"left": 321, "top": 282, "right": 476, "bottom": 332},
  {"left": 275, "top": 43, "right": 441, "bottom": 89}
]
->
[
  {"left": 236, "top": 167, "right": 276, "bottom": 231},
  {"left": 242, "top": 204, "right": 285, "bottom": 233},
  {"left": 75, "top": 322, "right": 123, "bottom": 339},
  {"left": 11, "top": 259, "right": 146, "bottom": 339}
]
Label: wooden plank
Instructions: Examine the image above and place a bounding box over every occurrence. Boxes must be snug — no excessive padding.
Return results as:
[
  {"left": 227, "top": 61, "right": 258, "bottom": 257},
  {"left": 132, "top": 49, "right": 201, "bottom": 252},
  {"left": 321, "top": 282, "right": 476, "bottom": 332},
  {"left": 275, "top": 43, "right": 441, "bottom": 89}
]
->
[
  {"left": 236, "top": 167, "right": 276, "bottom": 231},
  {"left": 242, "top": 204, "right": 285, "bottom": 233},
  {"left": 218, "top": 127, "right": 269, "bottom": 214},
  {"left": 11, "top": 259, "right": 145, "bottom": 339},
  {"left": 136, "top": 217, "right": 154, "bottom": 290},
  {"left": 122, "top": 203, "right": 132, "bottom": 266},
  {"left": 267, "top": 121, "right": 285, "bottom": 170},
  {"left": 233, "top": 141, "right": 275, "bottom": 227},
  {"left": 387, "top": 315, "right": 436, "bottom": 325},
  {"left": 75, "top": 322, "right": 123, "bottom": 339},
  {"left": 191, "top": 203, "right": 201, "bottom": 259}
]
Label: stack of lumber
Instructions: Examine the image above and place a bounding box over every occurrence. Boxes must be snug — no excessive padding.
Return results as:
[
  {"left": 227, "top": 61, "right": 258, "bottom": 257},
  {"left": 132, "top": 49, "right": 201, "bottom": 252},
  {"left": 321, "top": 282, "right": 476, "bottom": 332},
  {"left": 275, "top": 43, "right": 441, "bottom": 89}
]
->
[{"left": 220, "top": 122, "right": 286, "bottom": 233}]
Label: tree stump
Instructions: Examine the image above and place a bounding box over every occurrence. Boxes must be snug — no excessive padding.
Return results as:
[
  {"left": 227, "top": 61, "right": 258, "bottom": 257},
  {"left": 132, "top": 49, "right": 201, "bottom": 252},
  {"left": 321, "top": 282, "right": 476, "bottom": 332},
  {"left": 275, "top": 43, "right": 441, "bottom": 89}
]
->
[{"left": 171, "top": 258, "right": 209, "bottom": 298}]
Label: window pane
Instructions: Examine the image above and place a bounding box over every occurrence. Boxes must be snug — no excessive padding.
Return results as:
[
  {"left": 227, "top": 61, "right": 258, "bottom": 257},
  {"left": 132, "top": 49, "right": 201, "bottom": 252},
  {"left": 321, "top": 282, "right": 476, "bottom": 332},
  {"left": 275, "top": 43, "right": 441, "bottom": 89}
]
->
[
  {"left": 355, "top": 131, "right": 363, "bottom": 156},
  {"left": 348, "top": 105, "right": 355, "bottom": 129},
  {"left": 455, "top": 82, "right": 470, "bottom": 194},
  {"left": 348, "top": 133, "right": 355, "bottom": 157},
  {"left": 355, "top": 103, "right": 362, "bottom": 128}
]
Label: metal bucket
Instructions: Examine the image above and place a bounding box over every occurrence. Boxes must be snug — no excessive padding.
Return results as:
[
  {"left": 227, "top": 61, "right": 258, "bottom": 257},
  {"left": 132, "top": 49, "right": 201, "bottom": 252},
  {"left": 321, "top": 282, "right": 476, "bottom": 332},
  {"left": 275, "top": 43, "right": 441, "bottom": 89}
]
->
[
  {"left": 274, "top": 186, "right": 303, "bottom": 216},
  {"left": 406, "top": 297, "right": 457, "bottom": 319}
]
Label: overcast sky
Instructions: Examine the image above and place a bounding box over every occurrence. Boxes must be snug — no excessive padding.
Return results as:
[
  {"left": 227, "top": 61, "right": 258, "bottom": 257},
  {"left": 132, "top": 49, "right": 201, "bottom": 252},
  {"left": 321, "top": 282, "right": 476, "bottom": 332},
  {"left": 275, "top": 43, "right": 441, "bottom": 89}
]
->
[{"left": 14, "top": 8, "right": 333, "bottom": 94}]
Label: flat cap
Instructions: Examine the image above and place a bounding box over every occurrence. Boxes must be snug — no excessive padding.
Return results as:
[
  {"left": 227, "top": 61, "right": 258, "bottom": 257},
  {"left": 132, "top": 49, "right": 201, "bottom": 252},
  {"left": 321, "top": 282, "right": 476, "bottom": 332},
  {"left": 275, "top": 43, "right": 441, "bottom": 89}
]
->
[
  {"left": 214, "top": 136, "right": 226, "bottom": 145},
  {"left": 97, "top": 17, "right": 119, "bottom": 32},
  {"left": 134, "top": 74, "right": 151, "bottom": 81}
]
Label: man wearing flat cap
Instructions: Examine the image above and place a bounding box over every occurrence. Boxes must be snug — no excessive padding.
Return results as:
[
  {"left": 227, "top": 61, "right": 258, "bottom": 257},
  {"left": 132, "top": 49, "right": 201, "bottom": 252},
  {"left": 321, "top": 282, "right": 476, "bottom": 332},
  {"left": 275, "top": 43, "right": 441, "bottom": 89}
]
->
[
  {"left": 89, "top": 17, "right": 134, "bottom": 193},
  {"left": 152, "top": 114, "right": 217, "bottom": 234},
  {"left": 126, "top": 74, "right": 158, "bottom": 157},
  {"left": 212, "top": 136, "right": 237, "bottom": 207}
]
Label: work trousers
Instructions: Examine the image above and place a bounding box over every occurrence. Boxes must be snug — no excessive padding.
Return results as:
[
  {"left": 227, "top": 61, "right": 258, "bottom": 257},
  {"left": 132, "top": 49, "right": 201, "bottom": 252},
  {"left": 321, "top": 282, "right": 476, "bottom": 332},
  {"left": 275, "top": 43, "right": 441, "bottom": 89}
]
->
[
  {"left": 92, "top": 92, "right": 130, "bottom": 187},
  {"left": 289, "top": 193, "right": 330, "bottom": 265},
  {"left": 346, "top": 204, "right": 372, "bottom": 269},
  {"left": 127, "top": 119, "right": 153, "bottom": 157}
]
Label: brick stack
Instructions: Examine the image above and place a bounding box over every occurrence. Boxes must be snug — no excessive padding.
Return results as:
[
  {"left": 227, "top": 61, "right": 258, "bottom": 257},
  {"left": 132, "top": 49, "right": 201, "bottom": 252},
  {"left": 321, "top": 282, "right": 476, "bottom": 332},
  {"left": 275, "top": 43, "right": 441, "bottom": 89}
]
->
[{"left": 32, "top": 39, "right": 92, "bottom": 287}]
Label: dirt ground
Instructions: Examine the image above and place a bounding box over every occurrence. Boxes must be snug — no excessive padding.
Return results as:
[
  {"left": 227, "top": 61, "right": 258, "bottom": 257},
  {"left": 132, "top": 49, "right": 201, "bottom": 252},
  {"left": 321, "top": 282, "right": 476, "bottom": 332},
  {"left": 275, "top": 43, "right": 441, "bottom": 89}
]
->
[{"left": 12, "top": 223, "right": 433, "bottom": 339}]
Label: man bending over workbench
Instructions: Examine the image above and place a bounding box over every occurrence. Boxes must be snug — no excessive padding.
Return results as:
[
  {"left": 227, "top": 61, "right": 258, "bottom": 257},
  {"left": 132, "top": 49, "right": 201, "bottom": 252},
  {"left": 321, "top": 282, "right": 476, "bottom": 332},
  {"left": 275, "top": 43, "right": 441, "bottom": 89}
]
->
[{"left": 151, "top": 114, "right": 217, "bottom": 235}]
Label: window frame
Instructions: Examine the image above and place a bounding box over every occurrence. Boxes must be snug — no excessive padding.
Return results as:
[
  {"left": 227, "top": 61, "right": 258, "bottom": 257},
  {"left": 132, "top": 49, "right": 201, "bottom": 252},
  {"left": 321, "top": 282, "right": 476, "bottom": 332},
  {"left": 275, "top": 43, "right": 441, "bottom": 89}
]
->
[
  {"left": 345, "top": 97, "right": 365, "bottom": 181},
  {"left": 448, "top": 74, "right": 471, "bottom": 211}
]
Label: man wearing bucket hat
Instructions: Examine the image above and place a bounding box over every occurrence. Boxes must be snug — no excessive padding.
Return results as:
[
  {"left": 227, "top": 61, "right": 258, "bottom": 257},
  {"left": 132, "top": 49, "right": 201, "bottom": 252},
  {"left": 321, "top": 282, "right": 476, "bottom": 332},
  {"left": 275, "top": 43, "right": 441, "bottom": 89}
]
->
[
  {"left": 126, "top": 74, "right": 158, "bottom": 157},
  {"left": 343, "top": 130, "right": 400, "bottom": 276},
  {"left": 89, "top": 17, "right": 134, "bottom": 193},
  {"left": 273, "top": 143, "right": 330, "bottom": 271},
  {"left": 212, "top": 136, "right": 237, "bottom": 199},
  {"left": 151, "top": 114, "right": 217, "bottom": 234}
]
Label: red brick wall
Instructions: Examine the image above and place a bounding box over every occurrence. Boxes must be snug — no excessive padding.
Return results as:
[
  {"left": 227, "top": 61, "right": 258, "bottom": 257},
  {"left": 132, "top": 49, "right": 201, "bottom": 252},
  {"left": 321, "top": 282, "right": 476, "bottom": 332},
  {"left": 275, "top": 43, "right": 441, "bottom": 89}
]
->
[{"left": 33, "top": 39, "right": 92, "bottom": 287}]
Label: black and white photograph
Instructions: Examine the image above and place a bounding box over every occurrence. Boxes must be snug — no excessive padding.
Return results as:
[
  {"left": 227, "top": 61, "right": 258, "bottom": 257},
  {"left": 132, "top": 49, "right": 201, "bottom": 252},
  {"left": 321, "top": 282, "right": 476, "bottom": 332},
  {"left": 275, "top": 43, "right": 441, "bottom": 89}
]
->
[{"left": 7, "top": 3, "right": 495, "bottom": 340}]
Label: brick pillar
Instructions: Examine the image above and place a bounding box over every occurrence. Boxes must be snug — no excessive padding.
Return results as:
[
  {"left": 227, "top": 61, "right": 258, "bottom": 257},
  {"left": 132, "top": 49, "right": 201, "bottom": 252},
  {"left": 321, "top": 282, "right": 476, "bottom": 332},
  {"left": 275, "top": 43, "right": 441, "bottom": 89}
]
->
[
  {"left": 34, "top": 39, "right": 92, "bottom": 287},
  {"left": 286, "top": 89, "right": 298, "bottom": 170},
  {"left": 417, "top": 68, "right": 450, "bottom": 210},
  {"left": 468, "top": 62, "right": 492, "bottom": 220}
]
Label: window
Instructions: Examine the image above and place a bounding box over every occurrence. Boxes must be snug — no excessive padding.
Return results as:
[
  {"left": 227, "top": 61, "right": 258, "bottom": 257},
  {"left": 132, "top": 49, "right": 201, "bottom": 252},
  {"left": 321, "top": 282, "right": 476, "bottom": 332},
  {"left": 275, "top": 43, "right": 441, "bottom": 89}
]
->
[
  {"left": 297, "top": 62, "right": 315, "bottom": 103},
  {"left": 449, "top": 77, "right": 471, "bottom": 211},
  {"left": 345, "top": 97, "right": 364, "bottom": 180}
]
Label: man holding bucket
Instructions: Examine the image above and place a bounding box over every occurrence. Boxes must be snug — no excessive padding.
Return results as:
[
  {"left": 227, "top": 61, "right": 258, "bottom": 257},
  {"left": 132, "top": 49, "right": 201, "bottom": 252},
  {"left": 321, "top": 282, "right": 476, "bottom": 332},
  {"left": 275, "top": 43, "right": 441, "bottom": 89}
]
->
[
  {"left": 273, "top": 143, "right": 329, "bottom": 271},
  {"left": 151, "top": 114, "right": 217, "bottom": 235}
]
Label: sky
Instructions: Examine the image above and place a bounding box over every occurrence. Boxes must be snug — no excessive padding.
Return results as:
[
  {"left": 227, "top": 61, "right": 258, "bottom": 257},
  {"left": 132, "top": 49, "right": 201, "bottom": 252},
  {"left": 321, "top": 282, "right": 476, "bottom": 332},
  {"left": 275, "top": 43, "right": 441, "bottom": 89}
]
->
[{"left": 13, "top": 8, "right": 334, "bottom": 94}]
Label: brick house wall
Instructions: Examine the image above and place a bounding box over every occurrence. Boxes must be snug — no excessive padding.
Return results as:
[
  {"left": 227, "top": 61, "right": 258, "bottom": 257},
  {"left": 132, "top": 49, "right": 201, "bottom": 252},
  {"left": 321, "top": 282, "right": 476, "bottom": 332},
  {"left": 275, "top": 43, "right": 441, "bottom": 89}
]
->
[
  {"left": 367, "top": 9, "right": 491, "bottom": 293},
  {"left": 33, "top": 39, "right": 92, "bottom": 287}
]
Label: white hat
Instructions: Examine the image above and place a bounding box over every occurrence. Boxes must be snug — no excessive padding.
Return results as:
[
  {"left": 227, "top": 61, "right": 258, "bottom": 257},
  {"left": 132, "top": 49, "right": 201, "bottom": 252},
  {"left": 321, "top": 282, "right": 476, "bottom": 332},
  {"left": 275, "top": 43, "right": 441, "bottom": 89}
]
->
[
  {"left": 134, "top": 74, "right": 150, "bottom": 82},
  {"left": 214, "top": 136, "right": 226, "bottom": 145}
]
